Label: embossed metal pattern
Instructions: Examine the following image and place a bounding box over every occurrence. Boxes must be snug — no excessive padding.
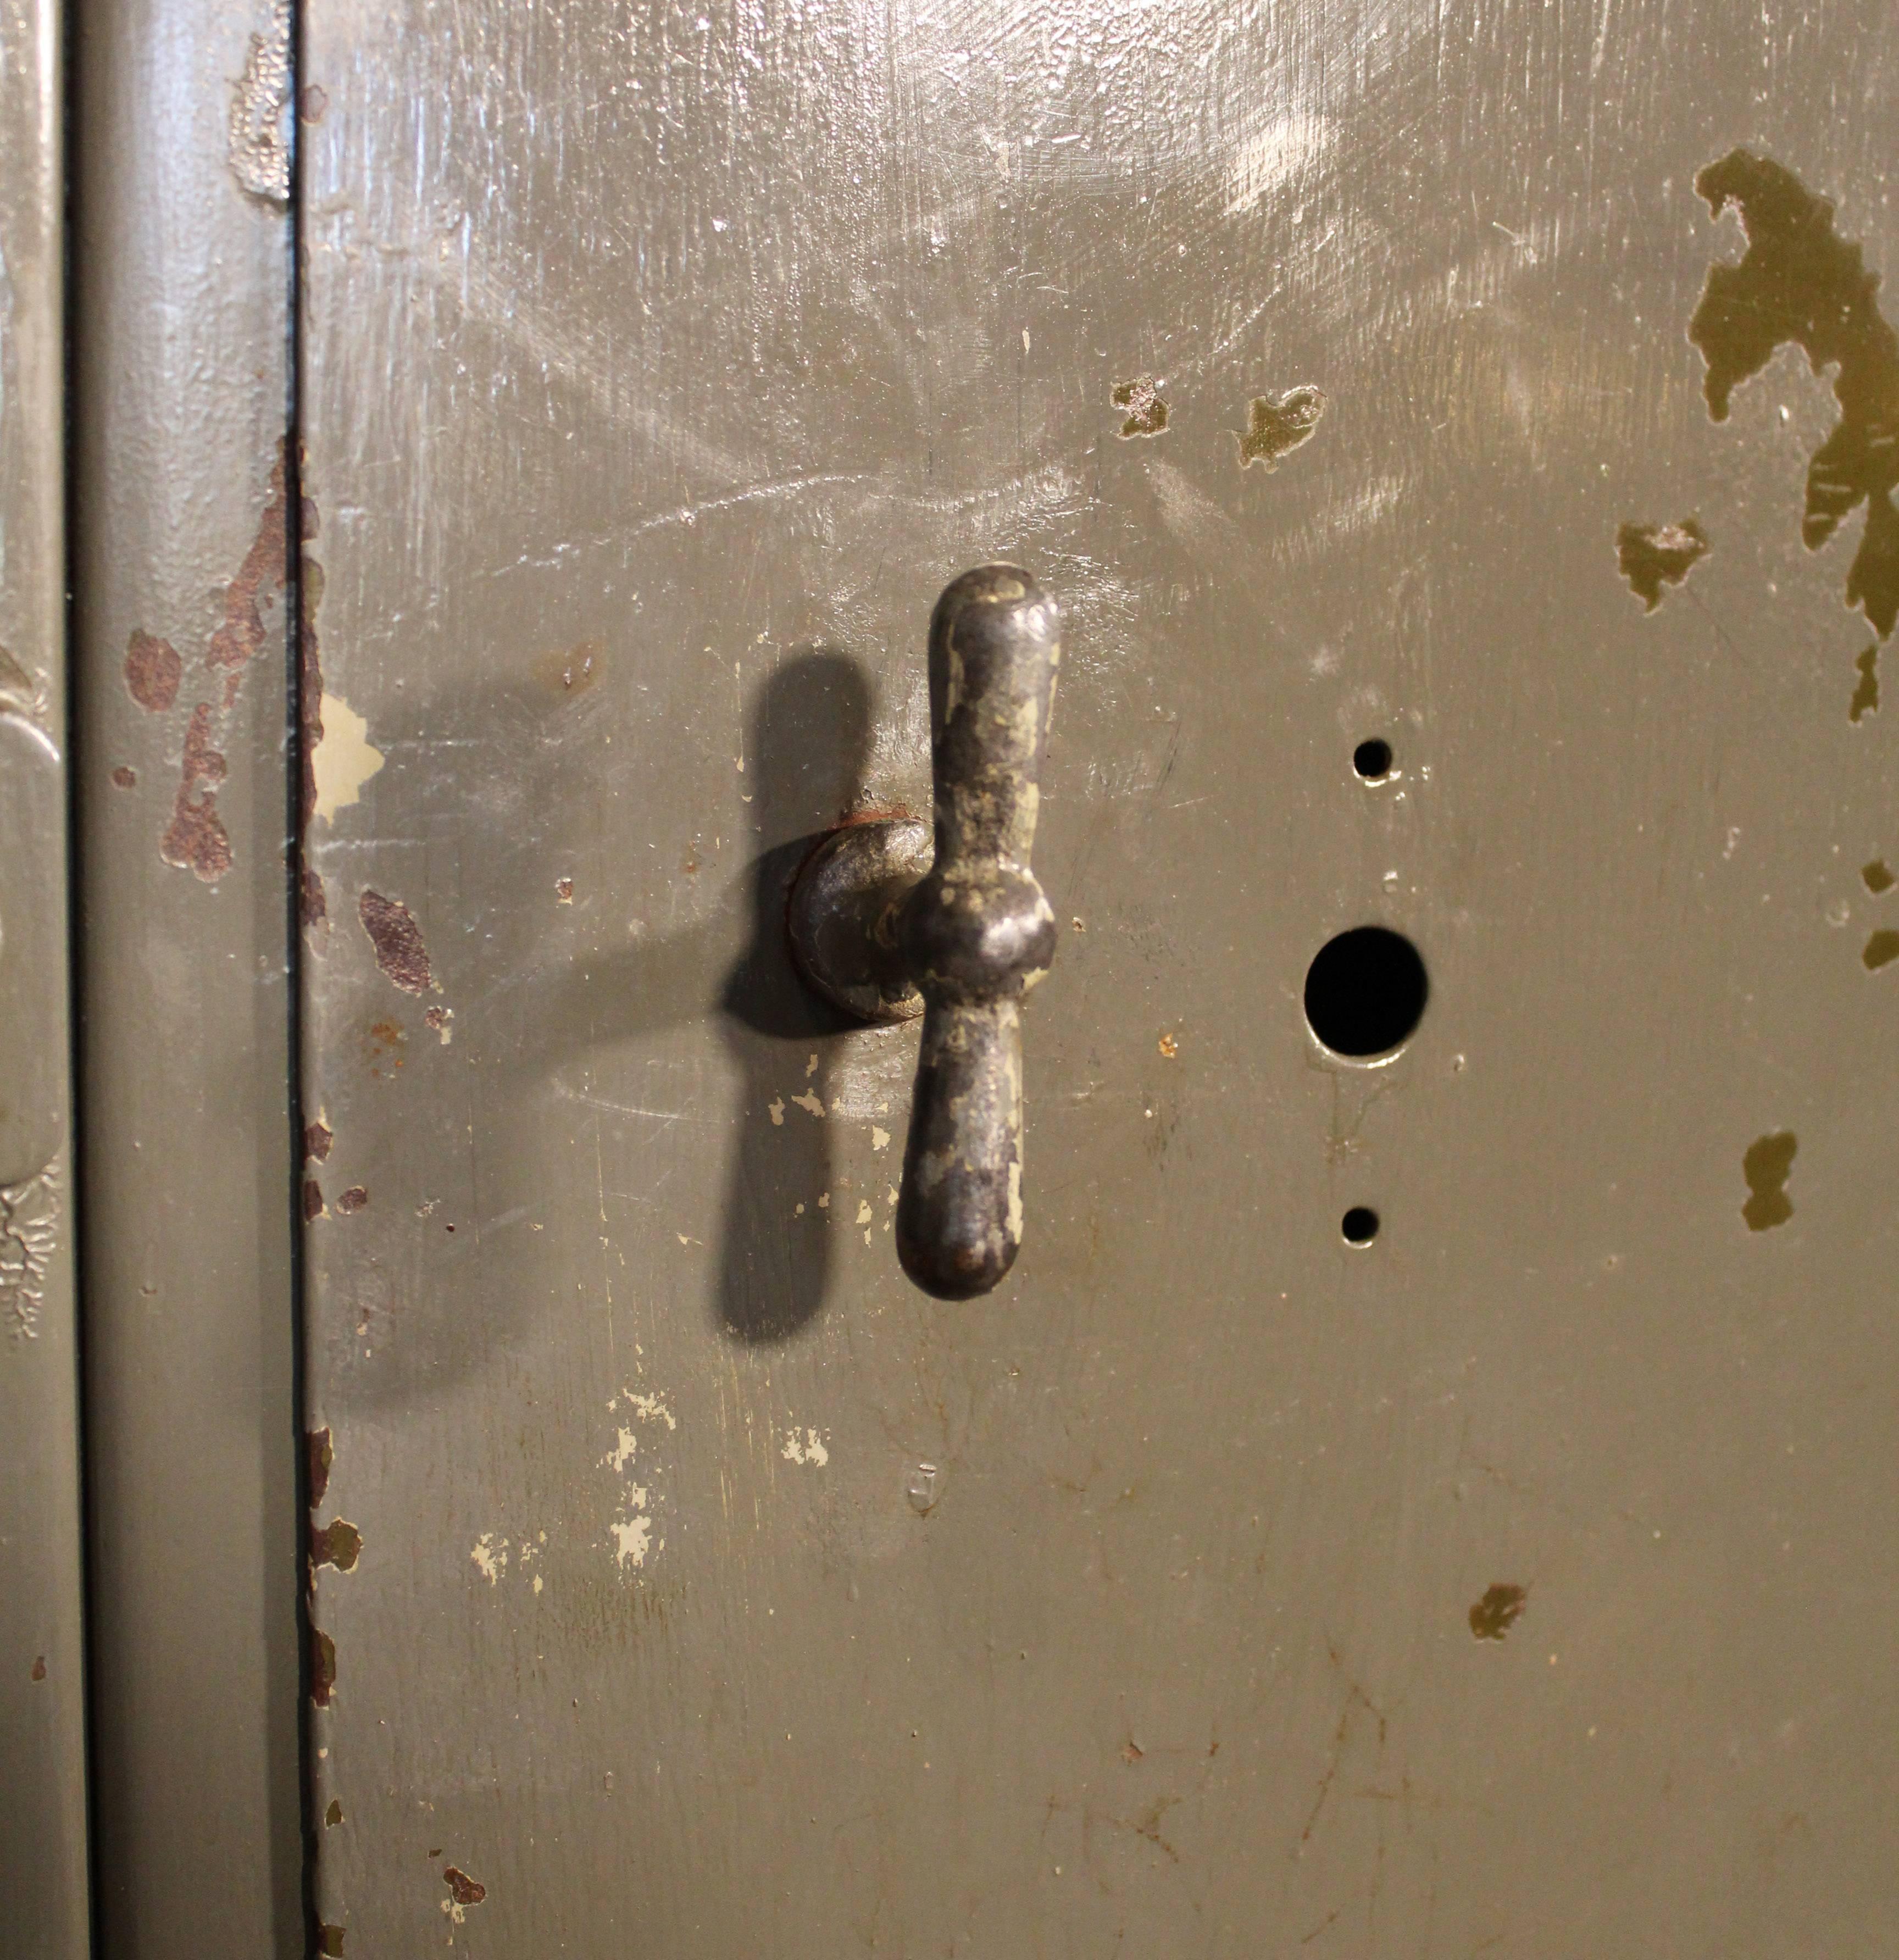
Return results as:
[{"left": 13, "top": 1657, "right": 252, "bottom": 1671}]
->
[{"left": 302, "top": 0, "right": 1899, "bottom": 1949}]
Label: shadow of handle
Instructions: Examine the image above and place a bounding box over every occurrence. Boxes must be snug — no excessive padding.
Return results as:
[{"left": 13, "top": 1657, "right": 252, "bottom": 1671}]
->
[{"left": 894, "top": 565, "right": 1060, "bottom": 1298}]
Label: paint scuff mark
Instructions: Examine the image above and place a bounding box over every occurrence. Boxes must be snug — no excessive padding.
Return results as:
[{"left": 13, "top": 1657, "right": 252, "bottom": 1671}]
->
[
  {"left": 124, "top": 630, "right": 181, "bottom": 712},
  {"left": 1692, "top": 149, "right": 1899, "bottom": 645},
  {"left": 1742, "top": 1130, "right": 1797, "bottom": 1230},
  {"left": 228, "top": 0, "right": 291, "bottom": 203},
  {"left": 308, "top": 1426, "right": 332, "bottom": 1508},
  {"left": 1615, "top": 519, "right": 1710, "bottom": 610},
  {"left": 160, "top": 703, "right": 234, "bottom": 880},
  {"left": 781, "top": 1425, "right": 830, "bottom": 1465},
  {"left": 1468, "top": 1583, "right": 1528, "bottom": 1640},
  {"left": 1112, "top": 375, "right": 1169, "bottom": 439},
  {"left": 312, "top": 1519, "right": 362, "bottom": 1572},
  {"left": 311, "top": 691, "right": 384, "bottom": 824},
  {"left": 358, "top": 890, "right": 436, "bottom": 995},
  {"left": 1236, "top": 386, "right": 1326, "bottom": 469},
  {"left": 310, "top": 1627, "right": 336, "bottom": 1706},
  {"left": 1851, "top": 645, "right": 1880, "bottom": 720}
]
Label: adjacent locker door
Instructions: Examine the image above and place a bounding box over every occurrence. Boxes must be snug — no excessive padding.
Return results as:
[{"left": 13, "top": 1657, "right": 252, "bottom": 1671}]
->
[{"left": 300, "top": 2, "right": 1899, "bottom": 1951}]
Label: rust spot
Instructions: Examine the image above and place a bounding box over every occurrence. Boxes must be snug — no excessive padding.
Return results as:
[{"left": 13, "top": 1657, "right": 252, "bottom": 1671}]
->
[
  {"left": 1616, "top": 519, "right": 1710, "bottom": 610},
  {"left": 1120, "top": 1739, "right": 1145, "bottom": 1764},
  {"left": 324, "top": 1798, "right": 343, "bottom": 1827},
  {"left": 536, "top": 637, "right": 603, "bottom": 697},
  {"left": 303, "top": 1179, "right": 324, "bottom": 1222},
  {"left": 299, "top": 83, "right": 328, "bottom": 121},
  {"left": 1157, "top": 1031, "right": 1179, "bottom": 1058},
  {"left": 312, "top": 1518, "right": 363, "bottom": 1572},
  {"left": 310, "top": 1626, "right": 336, "bottom": 1706},
  {"left": 336, "top": 1186, "right": 369, "bottom": 1214},
  {"left": 359, "top": 890, "right": 435, "bottom": 995},
  {"left": 308, "top": 1426, "right": 333, "bottom": 1508},
  {"left": 1111, "top": 375, "right": 1169, "bottom": 439},
  {"left": 364, "top": 1019, "right": 407, "bottom": 1078},
  {"left": 160, "top": 702, "right": 233, "bottom": 881},
  {"left": 306, "top": 1121, "right": 334, "bottom": 1162},
  {"left": 31, "top": 1655, "right": 46, "bottom": 1681},
  {"left": 1468, "top": 1583, "right": 1528, "bottom": 1641},
  {"left": 318, "top": 1926, "right": 345, "bottom": 1957},
  {"left": 424, "top": 1005, "right": 449, "bottom": 1032},
  {"left": 112, "top": 765, "right": 136, "bottom": 789},
  {"left": 555, "top": 876, "right": 575, "bottom": 903},
  {"left": 124, "top": 629, "right": 181, "bottom": 712},
  {"left": 443, "top": 1867, "right": 486, "bottom": 1907},
  {"left": 301, "top": 866, "right": 329, "bottom": 928},
  {"left": 208, "top": 448, "right": 290, "bottom": 708},
  {"left": 1742, "top": 1130, "right": 1797, "bottom": 1231}
]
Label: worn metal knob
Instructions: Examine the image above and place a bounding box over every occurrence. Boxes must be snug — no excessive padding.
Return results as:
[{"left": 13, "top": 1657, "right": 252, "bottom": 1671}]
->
[{"left": 789, "top": 565, "right": 1060, "bottom": 1298}]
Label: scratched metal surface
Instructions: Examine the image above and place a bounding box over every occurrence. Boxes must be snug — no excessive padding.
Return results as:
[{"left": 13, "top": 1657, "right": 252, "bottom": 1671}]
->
[
  {"left": 0, "top": 0, "right": 86, "bottom": 1951},
  {"left": 303, "top": 0, "right": 1899, "bottom": 1950},
  {"left": 71, "top": 0, "right": 305, "bottom": 1950}
]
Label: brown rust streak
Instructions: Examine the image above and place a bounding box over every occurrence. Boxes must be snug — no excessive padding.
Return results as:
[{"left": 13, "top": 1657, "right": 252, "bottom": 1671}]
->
[
  {"left": 208, "top": 449, "right": 292, "bottom": 707},
  {"left": 124, "top": 629, "right": 181, "bottom": 712},
  {"left": 160, "top": 703, "right": 234, "bottom": 881}
]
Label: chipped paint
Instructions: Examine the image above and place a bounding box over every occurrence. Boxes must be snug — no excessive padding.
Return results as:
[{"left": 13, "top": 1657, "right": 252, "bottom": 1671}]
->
[
  {"left": 1617, "top": 519, "right": 1709, "bottom": 609},
  {"left": 160, "top": 703, "right": 234, "bottom": 880},
  {"left": 312, "top": 1519, "right": 362, "bottom": 1572},
  {"left": 1111, "top": 375, "right": 1169, "bottom": 438},
  {"left": 0, "top": 1163, "right": 59, "bottom": 1344},
  {"left": 124, "top": 630, "right": 181, "bottom": 712},
  {"left": 1236, "top": 386, "right": 1326, "bottom": 469},
  {"left": 781, "top": 1425, "right": 830, "bottom": 1465},
  {"left": 871, "top": 1125, "right": 891, "bottom": 1150},
  {"left": 610, "top": 1509, "right": 654, "bottom": 1569},
  {"left": 227, "top": 0, "right": 291, "bottom": 202},
  {"left": 790, "top": 1089, "right": 825, "bottom": 1117},
  {"left": 470, "top": 1534, "right": 509, "bottom": 1584},
  {"left": 768, "top": 1096, "right": 786, "bottom": 1125},
  {"left": 358, "top": 890, "right": 435, "bottom": 994},
  {"left": 311, "top": 693, "right": 384, "bottom": 823},
  {"left": 606, "top": 1426, "right": 638, "bottom": 1473}
]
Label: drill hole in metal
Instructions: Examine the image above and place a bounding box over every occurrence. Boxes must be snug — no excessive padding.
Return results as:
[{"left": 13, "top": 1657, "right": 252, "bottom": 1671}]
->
[
  {"left": 1341, "top": 1206, "right": 1380, "bottom": 1246},
  {"left": 1303, "top": 925, "right": 1428, "bottom": 1059},
  {"left": 1353, "top": 737, "right": 1393, "bottom": 780}
]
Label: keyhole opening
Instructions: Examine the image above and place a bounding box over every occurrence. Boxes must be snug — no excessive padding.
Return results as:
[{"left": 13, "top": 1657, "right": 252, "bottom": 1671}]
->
[{"left": 1303, "top": 926, "right": 1428, "bottom": 1059}]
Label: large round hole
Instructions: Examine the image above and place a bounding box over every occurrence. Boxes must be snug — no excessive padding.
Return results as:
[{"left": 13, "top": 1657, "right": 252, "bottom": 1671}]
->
[
  {"left": 1353, "top": 738, "right": 1393, "bottom": 780},
  {"left": 1303, "top": 926, "right": 1428, "bottom": 1058},
  {"left": 1341, "top": 1206, "right": 1380, "bottom": 1246}
]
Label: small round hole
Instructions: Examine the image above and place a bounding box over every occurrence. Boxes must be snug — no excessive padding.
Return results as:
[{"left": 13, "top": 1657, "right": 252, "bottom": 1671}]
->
[
  {"left": 1353, "top": 738, "right": 1393, "bottom": 780},
  {"left": 1341, "top": 1206, "right": 1380, "bottom": 1246},
  {"left": 1303, "top": 925, "right": 1429, "bottom": 1058}
]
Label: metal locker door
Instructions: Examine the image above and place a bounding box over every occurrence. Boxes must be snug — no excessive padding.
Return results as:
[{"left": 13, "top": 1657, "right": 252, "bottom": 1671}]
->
[{"left": 298, "top": 1, "right": 1899, "bottom": 1951}]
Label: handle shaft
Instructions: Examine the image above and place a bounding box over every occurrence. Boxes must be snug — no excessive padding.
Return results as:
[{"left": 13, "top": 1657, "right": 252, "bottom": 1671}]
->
[{"left": 896, "top": 567, "right": 1059, "bottom": 1298}]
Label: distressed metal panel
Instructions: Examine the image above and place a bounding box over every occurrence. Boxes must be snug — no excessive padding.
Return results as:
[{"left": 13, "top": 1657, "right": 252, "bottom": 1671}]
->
[
  {"left": 0, "top": 0, "right": 86, "bottom": 1951},
  {"left": 71, "top": 0, "right": 303, "bottom": 1949},
  {"left": 304, "top": 0, "right": 1899, "bottom": 1951}
]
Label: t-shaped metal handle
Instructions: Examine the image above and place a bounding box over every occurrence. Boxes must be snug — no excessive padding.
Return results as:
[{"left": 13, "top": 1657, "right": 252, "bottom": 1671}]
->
[{"left": 788, "top": 565, "right": 1060, "bottom": 1298}]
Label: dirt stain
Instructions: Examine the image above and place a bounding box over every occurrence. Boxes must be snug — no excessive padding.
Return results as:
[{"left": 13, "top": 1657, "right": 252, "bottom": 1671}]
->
[
  {"left": 1742, "top": 1130, "right": 1797, "bottom": 1230},
  {"left": 1236, "top": 386, "right": 1326, "bottom": 469},
  {"left": 1468, "top": 1583, "right": 1528, "bottom": 1641},
  {"left": 1692, "top": 149, "right": 1899, "bottom": 644},
  {"left": 358, "top": 890, "right": 435, "bottom": 995},
  {"left": 1112, "top": 375, "right": 1169, "bottom": 439},
  {"left": 1616, "top": 519, "right": 1710, "bottom": 610}
]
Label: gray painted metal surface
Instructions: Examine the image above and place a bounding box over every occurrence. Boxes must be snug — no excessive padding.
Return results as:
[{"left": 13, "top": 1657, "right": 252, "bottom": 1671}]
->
[
  {"left": 0, "top": 0, "right": 86, "bottom": 1951},
  {"left": 71, "top": 0, "right": 304, "bottom": 1948},
  {"left": 302, "top": 0, "right": 1899, "bottom": 1950}
]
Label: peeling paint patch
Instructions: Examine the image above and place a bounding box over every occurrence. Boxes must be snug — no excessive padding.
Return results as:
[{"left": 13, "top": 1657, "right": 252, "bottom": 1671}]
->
[
  {"left": 1742, "top": 1130, "right": 1797, "bottom": 1230},
  {"left": 358, "top": 890, "right": 435, "bottom": 994},
  {"left": 791, "top": 1088, "right": 825, "bottom": 1117},
  {"left": 470, "top": 1534, "right": 509, "bottom": 1585},
  {"left": 303, "top": 1179, "right": 324, "bottom": 1221},
  {"left": 768, "top": 1096, "right": 785, "bottom": 1125},
  {"left": 1851, "top": 645, "right": 1880, "bottom": 720},
  {"left": 209, "top": 443, "right": 291, "bottom": 704},
  {"left": 310, "top": 1628, "right": 336, "bottom": 1706},
  {"left": 781, "top": 1425, "right": 830, "bottom": 1465},
  {"left": 228, "top": 0, "right": 291, "bottom": 202},
  {"left": 443, "top": 1866, "right": 486, "bottom": 1909},
  {"left": 160, "top": 703, "right": 234, "bottom": 881},
  {"left": 312, "top": 1519, "right": 362, "bottom": 1572},
  {"left": 324, "top": 1798, "right": 342, "bottom": 1827},
  {"left": 1616, "top": 519, "right": 1710, "bottom": 610},
  {"left": 425, "top": 1004, "right": 453, "bottom": 1044},
  {"left": 305, "top": 1121, "right": 333, "bottom": 1162},
  {"left": 610, "top": 1512, "right": 654, "bottom": 1568},
  {"left": 335, "top": 1186, "right": 368, "bottom": 1214},
  {"left": 311, "top": 693, "right": 384, "bottom": 824},
  {"left": 1863, "top": 929, "right": 1899, "bottom": 970},
  {"left": 308, "top": 1427, "right": 333, "bottom": 1508},
  {"left": 1236, "top": 386, "right": 1325, "bottom": 469},
  {"left": 1111, "top": 375, "right": 1169, "bottom": 438},
  {"left": 124, "top": 630, "right": 181, "bottom": 712},
  {"left": 605, "top": 1427, "right": 638, "bottom": 1473},
  {"left": 1863, "top": 858, "right": 1894, "bottom": 894},
  {"left": 871, "top": 1124, "right": 891, "bottom": 1150},
  {"left": 623, "top": 1390, "right": 676, "bottom": 1429},
  {"left": 301, "top": 867, "right": 329, "bottom": 928},
  {"left": 1468, "top": 1584, "right": 1528, "bottom": 1640}
]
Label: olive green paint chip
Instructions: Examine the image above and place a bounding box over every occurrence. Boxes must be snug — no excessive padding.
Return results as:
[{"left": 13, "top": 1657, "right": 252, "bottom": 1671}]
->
[
  {"left": 1235, "top": 386, "right": 1325, "bottom": 469},
  {"left": 1616, "top": 519, "right": 1709, "bottom": 609},
  {"left": 1862, "top": 858, "right": 1894, "bottom": 894},
  {"left": 1863, "top": 929, "right": 1899, "bottom": 970},
  {"left": 1851, "top": 645, "right": 1880, "bottom": 721},
  {"left": 1742, "top": 1131, "right": 1797, "bottom": 1231}
]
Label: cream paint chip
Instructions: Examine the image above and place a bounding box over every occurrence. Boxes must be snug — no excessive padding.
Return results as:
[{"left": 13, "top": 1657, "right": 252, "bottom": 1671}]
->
[
  {"left": 311, "top": 691, "right": 385, "bottom": 823},
  {"left": 871, "top": 1126, "right": 891, "bottom": 1151},
  {"left": 470, "top": 1534, "right": 508, "bottom": 1585},
  {"left": 781, "top": 1426, "right": 830, "bottom": 1466},
  {"left": 610, "top": 1511, "right": 653, "bottom": 1569},
  {"left": 791, "top": 1089, "right": 825, "bottom": 1117},
  {"left": 769, "top": 1097, "right": 786, "bottom": 1126}
]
